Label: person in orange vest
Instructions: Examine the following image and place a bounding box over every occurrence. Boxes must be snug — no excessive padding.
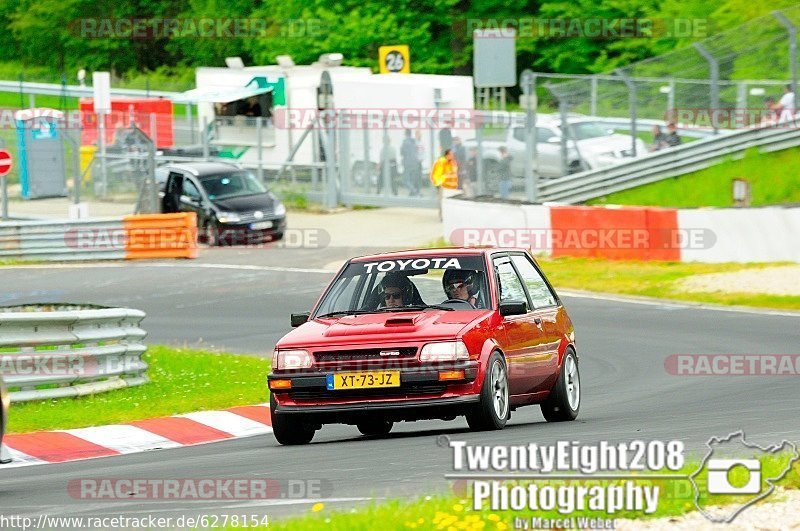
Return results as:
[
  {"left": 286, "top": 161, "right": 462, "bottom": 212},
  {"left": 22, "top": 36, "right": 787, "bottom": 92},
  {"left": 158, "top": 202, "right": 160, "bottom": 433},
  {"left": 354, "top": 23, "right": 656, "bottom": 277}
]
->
[{"left": 430, "top": 149, "right": 458, "bottom": 220}]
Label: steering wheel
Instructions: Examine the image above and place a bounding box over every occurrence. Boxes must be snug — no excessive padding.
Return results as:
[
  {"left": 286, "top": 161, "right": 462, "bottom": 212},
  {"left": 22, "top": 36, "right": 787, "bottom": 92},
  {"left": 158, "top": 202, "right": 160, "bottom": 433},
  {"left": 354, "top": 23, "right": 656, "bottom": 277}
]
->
[{"left": 442, "top": 298, "right": 476, "bottom": 309}]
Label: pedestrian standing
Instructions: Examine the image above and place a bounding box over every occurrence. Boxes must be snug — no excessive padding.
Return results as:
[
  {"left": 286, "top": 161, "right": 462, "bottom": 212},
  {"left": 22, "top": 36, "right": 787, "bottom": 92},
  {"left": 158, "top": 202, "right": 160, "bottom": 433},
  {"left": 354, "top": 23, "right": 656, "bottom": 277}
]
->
[{"left": 430, "top": 149, "right": 458, "bottom": 220}]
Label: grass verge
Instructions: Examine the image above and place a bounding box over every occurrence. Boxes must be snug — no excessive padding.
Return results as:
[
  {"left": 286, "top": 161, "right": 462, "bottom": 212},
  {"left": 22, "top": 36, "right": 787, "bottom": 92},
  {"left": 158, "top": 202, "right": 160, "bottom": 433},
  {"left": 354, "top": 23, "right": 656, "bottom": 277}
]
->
[
  {"left": 588, "top": 147, "right": 800, "bottom": 208},
  {"left": 264, "top": 455, "right": 800, "bottom": 530},
  {"left": 7, "top": 345, "right": 270, "bottom": 433},
  {"left": 422, "top": 240, "right": 799, "bottom": 311},
  {"left": 537, "top": 256, "right": 800, "bottom": 311}
]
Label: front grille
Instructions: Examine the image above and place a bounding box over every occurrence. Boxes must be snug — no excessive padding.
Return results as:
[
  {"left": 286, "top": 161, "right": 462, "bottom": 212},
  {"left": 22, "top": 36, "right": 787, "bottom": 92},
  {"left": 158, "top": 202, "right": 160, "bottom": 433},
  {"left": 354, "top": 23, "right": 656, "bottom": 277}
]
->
[
  {"left": 314, "top": 347, "right": 417, "bottom": 363},
  {"left": 289, "top": 383, "right": 446, "bottom": 401}
]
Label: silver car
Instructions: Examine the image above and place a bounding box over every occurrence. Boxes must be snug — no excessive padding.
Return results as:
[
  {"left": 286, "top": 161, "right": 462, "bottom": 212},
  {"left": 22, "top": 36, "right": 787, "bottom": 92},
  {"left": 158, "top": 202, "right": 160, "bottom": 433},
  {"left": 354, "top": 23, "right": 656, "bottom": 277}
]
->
[{"left": 0, "top": 375, "right": 10, "bottom": 463}]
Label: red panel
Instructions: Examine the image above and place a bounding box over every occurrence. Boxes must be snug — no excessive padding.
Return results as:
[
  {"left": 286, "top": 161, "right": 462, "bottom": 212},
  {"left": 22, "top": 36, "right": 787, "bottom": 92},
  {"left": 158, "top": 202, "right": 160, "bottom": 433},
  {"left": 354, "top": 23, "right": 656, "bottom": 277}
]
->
[
  {"left": 80, "top": 98, "right": 174, "bottom": 148},
  {"left": 227, "top": 405, "right": 272, "bottom": 426},
  {"left": 4, "top": 431, "right": 119, "bottom": 462},
  {"left": 549, "top": 205, "right": 680, "bottom": 261},
  {"left": 130, "top": 417, "right": 232, "bottom": 445}
]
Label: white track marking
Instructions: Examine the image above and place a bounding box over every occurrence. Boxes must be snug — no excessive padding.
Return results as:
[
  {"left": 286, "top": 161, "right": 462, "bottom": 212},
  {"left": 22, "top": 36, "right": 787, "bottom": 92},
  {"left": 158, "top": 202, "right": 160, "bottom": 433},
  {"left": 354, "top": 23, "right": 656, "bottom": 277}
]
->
[
  {"left": 64, "top": 425, "right": 182, "bottom": 454},
  {"left": 178, "top": 411, "right": 272, "bottom": 437},
  {"left": 0, "top": 447, "right": 47, "bottom": 468},
  {"left": 559, "top": 290, "right": 800, "bottom": 317}
]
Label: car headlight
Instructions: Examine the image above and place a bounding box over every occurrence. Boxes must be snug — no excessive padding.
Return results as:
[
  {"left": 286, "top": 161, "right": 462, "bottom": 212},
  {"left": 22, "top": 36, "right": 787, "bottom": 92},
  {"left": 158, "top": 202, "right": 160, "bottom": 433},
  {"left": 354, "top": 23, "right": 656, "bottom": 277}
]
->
[
  {"left": 274, "top": 202, "right": 286, "bottom": 216},
  {"left": 273, "top": 349, "right": 312, "bottom": 370},
  {"left": 217, "top": 212, "right": 240, "bottom": 223},
  {"left": 419, "top": 341, "right": 469, "bottom": 362}
]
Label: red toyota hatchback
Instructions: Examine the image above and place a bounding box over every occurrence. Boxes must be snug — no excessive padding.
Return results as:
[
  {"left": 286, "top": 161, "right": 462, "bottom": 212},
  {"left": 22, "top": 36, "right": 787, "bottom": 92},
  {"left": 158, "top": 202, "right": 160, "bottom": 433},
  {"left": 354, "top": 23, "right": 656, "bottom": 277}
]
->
[{"left": 268, "top": 248, "right": 580, "bottom": 445}]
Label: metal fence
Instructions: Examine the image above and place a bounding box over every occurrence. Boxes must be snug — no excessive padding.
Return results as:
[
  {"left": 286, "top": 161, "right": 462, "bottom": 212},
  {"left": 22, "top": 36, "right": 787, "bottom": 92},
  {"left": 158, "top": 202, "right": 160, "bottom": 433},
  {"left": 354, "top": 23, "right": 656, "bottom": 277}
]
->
[{"left": 0, "top": 304, "right": 148, "bottom": 403}]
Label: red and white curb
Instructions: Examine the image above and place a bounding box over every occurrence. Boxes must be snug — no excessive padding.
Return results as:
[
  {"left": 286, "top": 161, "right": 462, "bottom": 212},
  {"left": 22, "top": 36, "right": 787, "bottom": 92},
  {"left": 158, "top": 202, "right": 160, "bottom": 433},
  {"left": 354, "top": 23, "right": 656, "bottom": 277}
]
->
[{"left": 0, "top": 404, "right": 272, "bottom": 468}]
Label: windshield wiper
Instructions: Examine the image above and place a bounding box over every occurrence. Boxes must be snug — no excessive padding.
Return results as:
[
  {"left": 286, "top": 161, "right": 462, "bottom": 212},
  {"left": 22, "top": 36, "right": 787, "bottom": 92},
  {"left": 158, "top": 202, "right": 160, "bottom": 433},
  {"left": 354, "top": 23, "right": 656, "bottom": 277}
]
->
[
  {"left": 315, "top": 310, "right": 371, "bottom": 319},
  {"left": 376, "top": 304, "right": 455, "bottom": 312}
]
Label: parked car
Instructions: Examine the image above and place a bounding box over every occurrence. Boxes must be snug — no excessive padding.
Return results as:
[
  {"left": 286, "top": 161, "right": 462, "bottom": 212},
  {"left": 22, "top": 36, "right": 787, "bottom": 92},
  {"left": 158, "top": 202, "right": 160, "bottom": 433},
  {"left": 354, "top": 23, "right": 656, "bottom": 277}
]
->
[
  {"left": 159, "top": 162, "right": 287, "bottom": 246},
  {"left": 0, "top": 374, "right": 10, "bottom": 464},
  {"left": 465, "top": 113, "right": 647, "bottom": 183},
  {"left": 268, "top": 248, "right": 580, "bottom": 445}
]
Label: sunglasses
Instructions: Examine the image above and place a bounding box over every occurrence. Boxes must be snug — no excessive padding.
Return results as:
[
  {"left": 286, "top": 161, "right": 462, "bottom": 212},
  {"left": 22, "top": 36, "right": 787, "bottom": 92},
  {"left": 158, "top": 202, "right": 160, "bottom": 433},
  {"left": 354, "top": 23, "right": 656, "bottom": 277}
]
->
[
  {"left": 446, "top": 281, "right": 467, "bottom": 290},
  {"left": 384, "top": 292, "right": 403, "bottom": 300}
]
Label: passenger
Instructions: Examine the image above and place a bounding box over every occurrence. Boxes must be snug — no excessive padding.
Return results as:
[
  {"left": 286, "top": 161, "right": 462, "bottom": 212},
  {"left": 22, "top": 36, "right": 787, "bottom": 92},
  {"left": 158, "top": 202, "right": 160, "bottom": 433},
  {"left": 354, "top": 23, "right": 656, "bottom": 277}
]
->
[
  {"left": 442, "top": 269, "right": 481, "bottom": 308},
  {"left": 380, "top": 273, "right": 414, "bottom": 308}
]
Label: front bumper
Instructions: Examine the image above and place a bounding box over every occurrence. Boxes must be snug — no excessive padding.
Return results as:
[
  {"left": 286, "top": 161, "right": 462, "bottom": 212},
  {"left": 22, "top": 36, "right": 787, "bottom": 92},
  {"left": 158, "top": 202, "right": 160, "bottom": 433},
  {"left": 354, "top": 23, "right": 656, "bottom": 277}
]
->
[
  {"left": 269, "top": 361, "right": 480, "bottom": 422},
  {"left": 218, "top": 216, "right": 286, "bottom": 243}
]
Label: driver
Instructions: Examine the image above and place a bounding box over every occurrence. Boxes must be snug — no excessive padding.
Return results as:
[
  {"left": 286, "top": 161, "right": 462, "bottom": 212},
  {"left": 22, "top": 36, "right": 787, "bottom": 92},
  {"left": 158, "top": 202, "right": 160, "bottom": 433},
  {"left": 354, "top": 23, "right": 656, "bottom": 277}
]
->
[
  {"left": 380, "top": 272, "right": 414, "bottom": 308},
  {"left": 442, "top": 269, "right": 481, "bottom": 307}
]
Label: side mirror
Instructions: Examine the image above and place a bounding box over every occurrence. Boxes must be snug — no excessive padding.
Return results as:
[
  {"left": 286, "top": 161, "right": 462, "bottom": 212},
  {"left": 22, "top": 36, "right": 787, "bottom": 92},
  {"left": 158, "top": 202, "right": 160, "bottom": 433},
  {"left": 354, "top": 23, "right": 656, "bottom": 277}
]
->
[
  {"left": 291, "top": 312, "right": 310, "bottom": 327},
  {"left": 180, "top": 194, "right": 201, "bottom": 206},
  {"left": 499, "top": 300, "right": 528, "bottom": 316}
]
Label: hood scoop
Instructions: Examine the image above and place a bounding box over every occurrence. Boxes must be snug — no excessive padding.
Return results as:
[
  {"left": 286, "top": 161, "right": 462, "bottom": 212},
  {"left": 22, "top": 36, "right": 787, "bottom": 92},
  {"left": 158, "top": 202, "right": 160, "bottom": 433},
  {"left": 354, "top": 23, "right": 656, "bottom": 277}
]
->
[{"left": 384, "top": 316, "right": 417, "bottom": 326}]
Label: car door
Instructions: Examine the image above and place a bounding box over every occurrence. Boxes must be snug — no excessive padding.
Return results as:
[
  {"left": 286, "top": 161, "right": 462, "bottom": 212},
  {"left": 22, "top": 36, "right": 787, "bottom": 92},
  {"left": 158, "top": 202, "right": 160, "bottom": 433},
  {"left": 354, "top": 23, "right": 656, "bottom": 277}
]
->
[
  {"left": 492, "top": 253, "right": 550, "bottom": 396},
  {"left": 179, "top": 175, "right": 206, "bottom": 224},
  {"left": 535, "top": 127, "right": 562, "bottom": 177},
  {"left": 509, "top": 253, "right": 562, "bottom": 390}
]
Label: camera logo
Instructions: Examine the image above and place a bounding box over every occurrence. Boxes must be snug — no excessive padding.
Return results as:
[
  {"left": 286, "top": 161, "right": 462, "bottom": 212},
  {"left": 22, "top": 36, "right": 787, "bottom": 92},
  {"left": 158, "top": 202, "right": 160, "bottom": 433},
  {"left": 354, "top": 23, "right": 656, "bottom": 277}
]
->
[
  {"left": 689, "top": 431, "right": 799, "bottom": 523},
  {"left": 706, "top": 459, "right": 761, "bottom": 494}
]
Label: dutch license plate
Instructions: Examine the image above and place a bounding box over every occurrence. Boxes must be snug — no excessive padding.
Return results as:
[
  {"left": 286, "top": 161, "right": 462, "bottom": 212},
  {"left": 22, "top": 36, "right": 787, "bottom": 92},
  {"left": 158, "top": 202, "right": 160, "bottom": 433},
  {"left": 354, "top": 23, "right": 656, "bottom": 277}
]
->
[
  {"left": 326, "top": 371, "right": 400, "bottom": 390},
  {"left": 250, "top": 221, "right": 273, "bottom": 230}
]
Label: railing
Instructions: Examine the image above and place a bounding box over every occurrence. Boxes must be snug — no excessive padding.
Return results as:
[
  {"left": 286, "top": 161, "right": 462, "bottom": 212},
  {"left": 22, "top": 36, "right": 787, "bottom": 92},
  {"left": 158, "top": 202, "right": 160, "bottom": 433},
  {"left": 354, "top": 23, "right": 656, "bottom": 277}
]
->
[
  {"left": 0, "top": 305, "right": 148, "bottom": 403},
  {"left": 0, "top": 79, "right": 179, "bottom": 99},
  {"left": 537, "top": 123, "right": 800, "bottom": 204}
]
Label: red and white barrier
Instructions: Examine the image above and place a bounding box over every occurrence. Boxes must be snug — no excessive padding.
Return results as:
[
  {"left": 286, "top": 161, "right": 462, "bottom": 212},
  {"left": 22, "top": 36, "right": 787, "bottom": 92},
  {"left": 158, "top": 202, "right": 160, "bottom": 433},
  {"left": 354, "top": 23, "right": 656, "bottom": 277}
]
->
[{"left": 443, "top": 196, "right": 800, "bottom": 263}]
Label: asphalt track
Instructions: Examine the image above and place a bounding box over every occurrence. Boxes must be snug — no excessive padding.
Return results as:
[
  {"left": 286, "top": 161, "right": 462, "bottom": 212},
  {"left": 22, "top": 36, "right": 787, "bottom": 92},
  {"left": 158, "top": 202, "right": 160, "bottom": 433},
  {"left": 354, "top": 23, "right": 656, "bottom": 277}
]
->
[{"left": 1, "top": 251, "right": 799, "bottom": 524}]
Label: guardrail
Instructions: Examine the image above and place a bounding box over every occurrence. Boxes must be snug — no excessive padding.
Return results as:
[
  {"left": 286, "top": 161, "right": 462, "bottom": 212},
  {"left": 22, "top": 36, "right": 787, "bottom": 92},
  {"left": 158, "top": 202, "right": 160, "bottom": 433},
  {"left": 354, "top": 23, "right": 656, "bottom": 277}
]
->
[
  {"left": 537, "top": 123, "right": 800, "bottom": 204},
  {"left": 0, "top": 305, "right": 148, "bottom": 402},
  {"left": 0, "top": 79, "right": 179, "bottom": 100},
  {"left": 0, "top": 213, "right": 197, "bottom": 261}
]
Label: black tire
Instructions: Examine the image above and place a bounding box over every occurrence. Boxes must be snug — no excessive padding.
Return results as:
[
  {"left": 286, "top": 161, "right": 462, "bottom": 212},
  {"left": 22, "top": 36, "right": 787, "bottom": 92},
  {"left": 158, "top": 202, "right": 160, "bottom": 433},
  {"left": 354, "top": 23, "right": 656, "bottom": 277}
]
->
[
  {"left": 541, "top": 348, "right": 580, "bottom": 422},
  {"left": 356, "top": 419, "right": 393, "bottom": 437},
  {"left": 204, "top": 220, "right": 220, "bottom": 247},
  {"left": 466, "top": 352, "right": 509, "bottom": 431},
  {"left": 270, "top": 395, "right": 316, "bottom": 445}
]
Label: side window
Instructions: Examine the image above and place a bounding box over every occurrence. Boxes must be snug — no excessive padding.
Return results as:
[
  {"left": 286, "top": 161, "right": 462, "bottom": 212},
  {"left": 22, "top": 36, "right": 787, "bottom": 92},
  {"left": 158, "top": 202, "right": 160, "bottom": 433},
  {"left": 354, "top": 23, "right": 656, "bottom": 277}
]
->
[
  {"left": 537, "top": 128, "right": 556, "bottom": 143},
  {"left": 494, "top": 258, "right": 528, "bottom": 306},
  {"left": 182, "top": 178, "right": 201, "bottom": 199},
  {"left": 511, "top": 254, "right": 557, "bottom": 308}
]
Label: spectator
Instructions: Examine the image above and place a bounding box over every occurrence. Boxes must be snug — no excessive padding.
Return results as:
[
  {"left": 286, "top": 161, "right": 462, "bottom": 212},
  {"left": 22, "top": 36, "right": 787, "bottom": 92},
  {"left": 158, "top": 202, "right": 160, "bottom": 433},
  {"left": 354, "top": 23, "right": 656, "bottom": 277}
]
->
[
  {"left": 452, "top": 136, "right": 467, "bottom": 190},
  {"left": 777, "top": 83, "right": 796, "bottom": 124},
  {"left": 664, "top": 123, "right": 681, "bottom": 147},
  {"left": 400, "top": 129, "right": 421, "bottom": 196},
  {"left": 649, "top": 125, "right": 668, "bottom": 152},
  {"left": 430, "top": 149, "right": 458, "bottom": 220},
  {"left": 498, "top": 146, "right": 513, "bottom": 200},
  {"left": 243, "top": 97, "right": 262, "bottom": 117}
]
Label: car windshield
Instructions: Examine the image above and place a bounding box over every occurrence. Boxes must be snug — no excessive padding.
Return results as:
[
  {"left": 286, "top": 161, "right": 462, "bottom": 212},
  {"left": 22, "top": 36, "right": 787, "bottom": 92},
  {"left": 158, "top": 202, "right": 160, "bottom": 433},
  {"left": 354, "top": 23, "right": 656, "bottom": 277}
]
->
[
  {"left": 313, "top": 255, "right": 490, "bottom": 317},
  {"left": 200, "top": 171, "right": 267, "bottom": 200},
  {"left": 567, "top": 122, "right": 611, "bottom": 140}
]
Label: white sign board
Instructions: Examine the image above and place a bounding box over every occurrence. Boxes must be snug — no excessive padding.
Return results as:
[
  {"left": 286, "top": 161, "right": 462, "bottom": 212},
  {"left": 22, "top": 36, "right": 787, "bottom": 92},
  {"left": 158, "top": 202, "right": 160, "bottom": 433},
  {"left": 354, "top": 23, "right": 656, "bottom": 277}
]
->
[
  {"left": 473, "top": 29, "right": 516, "bottom": 88},
  {"left": 92, "top": 71, "right": 111, "bottom": 114}
]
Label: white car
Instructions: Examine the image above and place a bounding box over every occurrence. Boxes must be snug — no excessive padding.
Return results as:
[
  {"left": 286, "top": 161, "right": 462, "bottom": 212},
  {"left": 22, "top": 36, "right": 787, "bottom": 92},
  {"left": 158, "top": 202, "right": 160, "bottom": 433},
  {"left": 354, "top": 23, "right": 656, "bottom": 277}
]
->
[{"left": 466, "top": 114, "right": 647, "bottom": 181}]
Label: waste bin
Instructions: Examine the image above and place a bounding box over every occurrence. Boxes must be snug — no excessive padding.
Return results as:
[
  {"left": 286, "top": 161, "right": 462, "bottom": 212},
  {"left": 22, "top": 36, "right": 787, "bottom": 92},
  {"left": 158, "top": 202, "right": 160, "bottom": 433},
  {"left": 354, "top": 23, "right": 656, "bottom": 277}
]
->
[
  {"left": 15, "top": 108, "right": 67, "bottom": 199},
  {"left": 79, "top": 145, "right": 96, "bottom": 183}
]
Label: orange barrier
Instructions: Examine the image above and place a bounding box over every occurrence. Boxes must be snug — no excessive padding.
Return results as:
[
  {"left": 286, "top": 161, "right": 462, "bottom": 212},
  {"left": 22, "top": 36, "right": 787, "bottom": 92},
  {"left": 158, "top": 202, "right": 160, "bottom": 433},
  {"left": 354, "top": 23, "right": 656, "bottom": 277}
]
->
[
  {"left": 123, "top": 213, "right": 198, "bottom": 260},
  {"left": 549, "top": 206, "right": 680, "bottom": 261}
]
